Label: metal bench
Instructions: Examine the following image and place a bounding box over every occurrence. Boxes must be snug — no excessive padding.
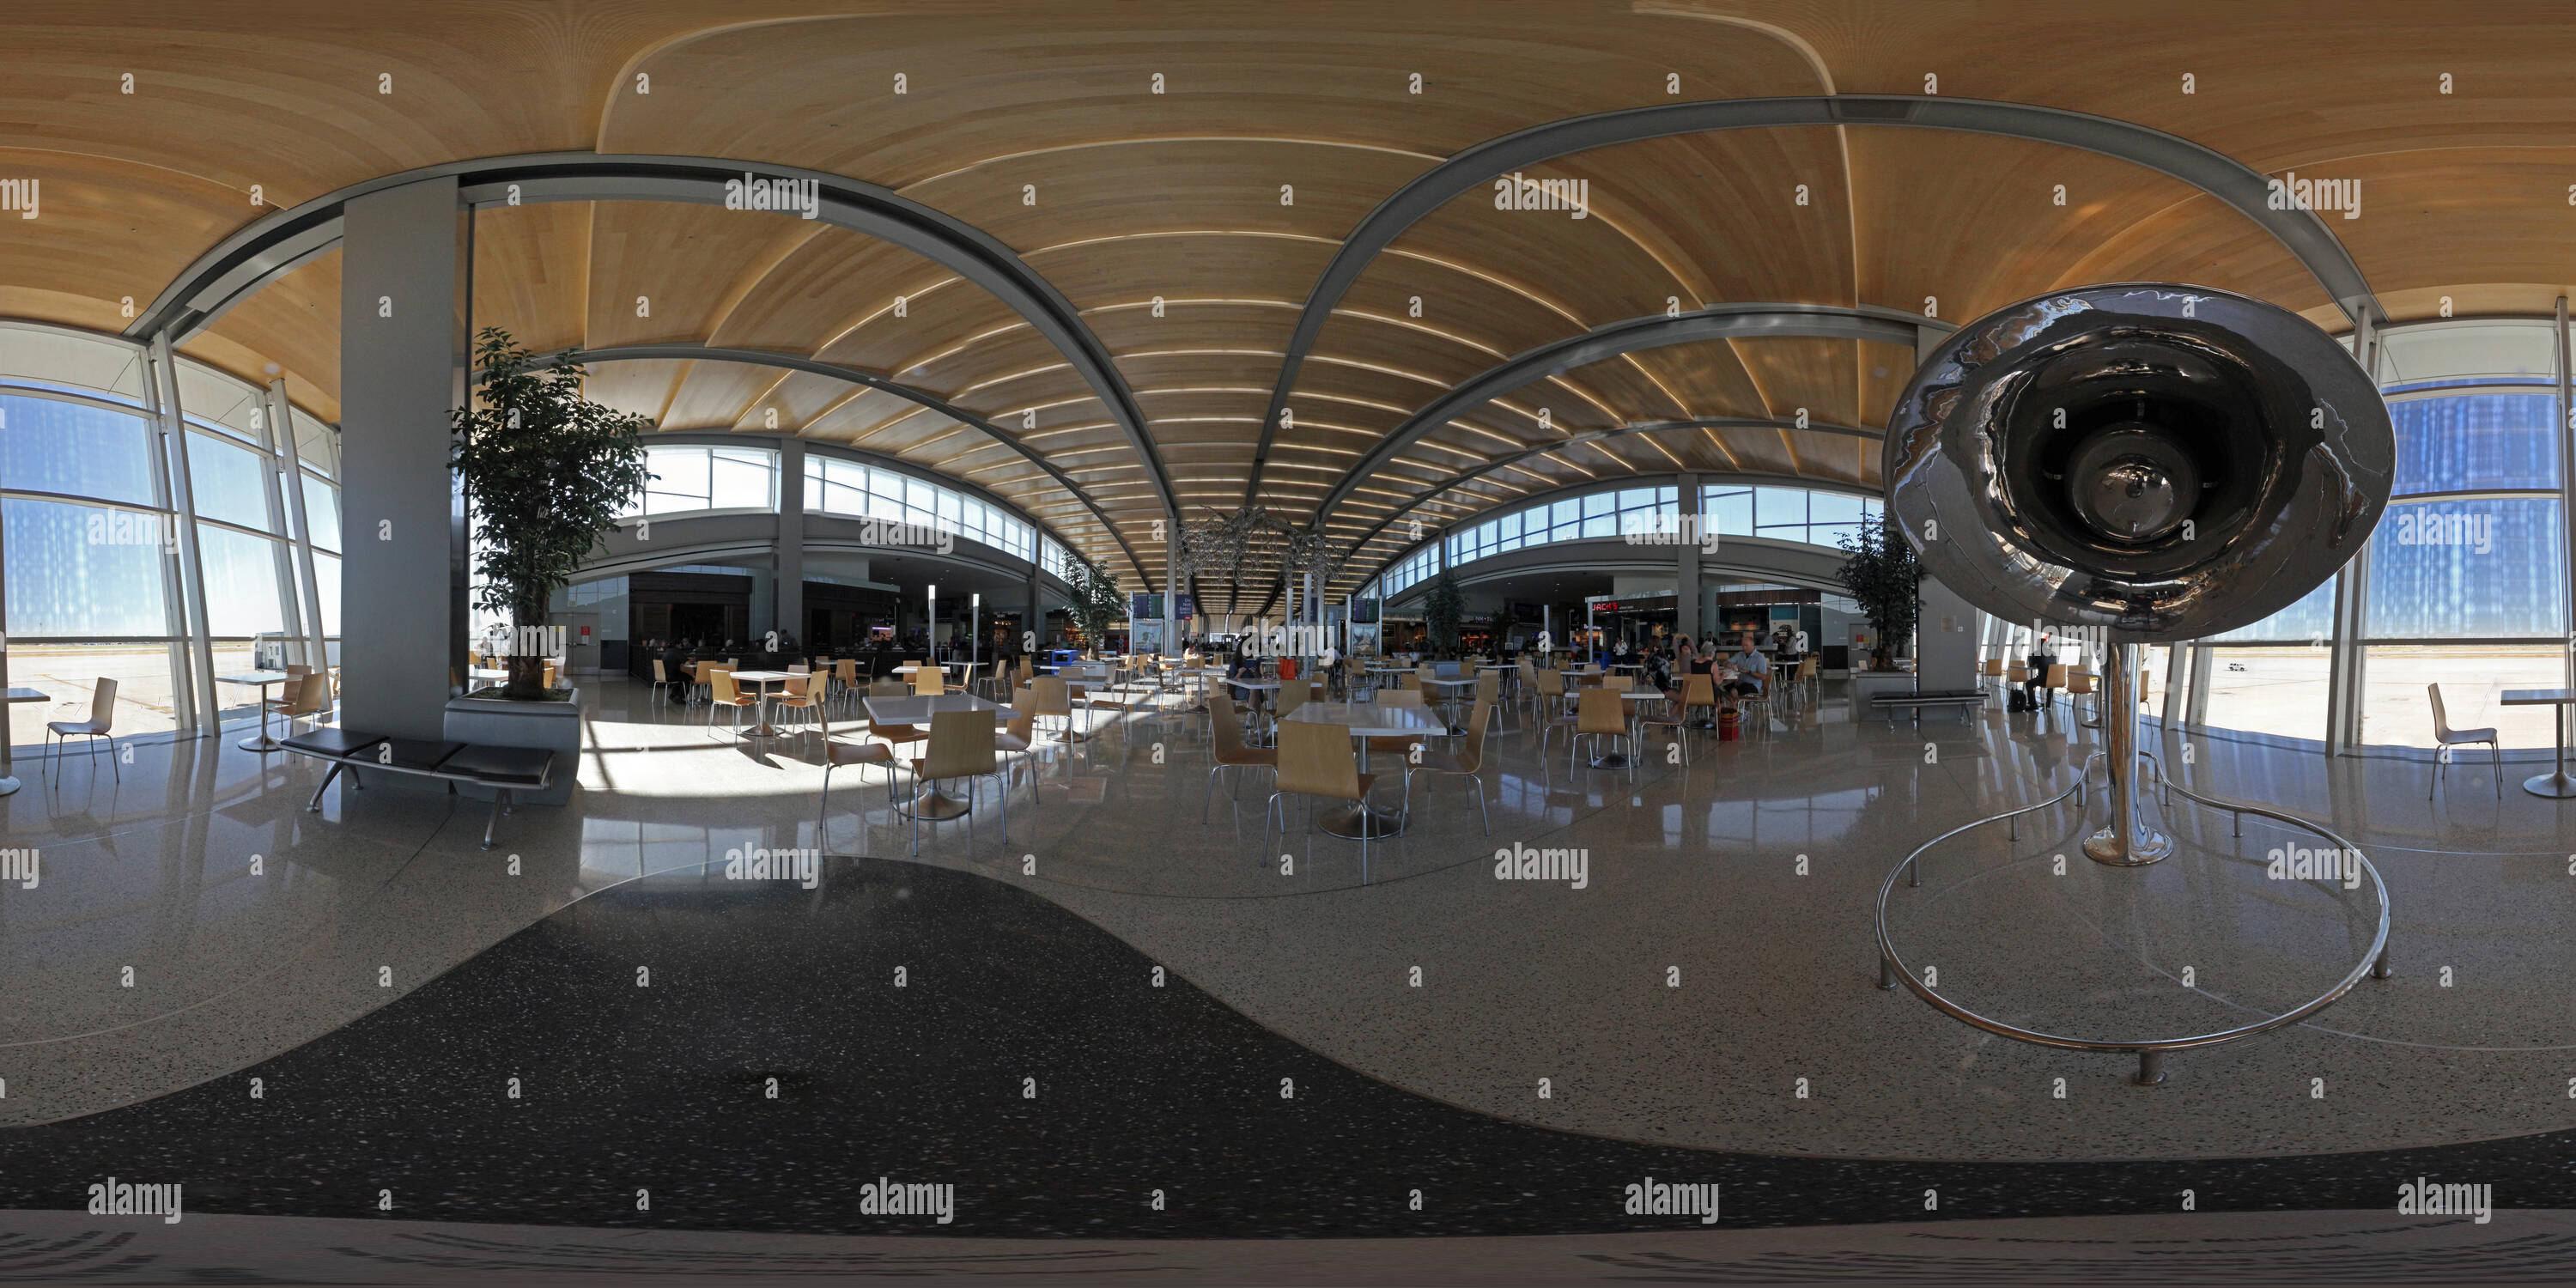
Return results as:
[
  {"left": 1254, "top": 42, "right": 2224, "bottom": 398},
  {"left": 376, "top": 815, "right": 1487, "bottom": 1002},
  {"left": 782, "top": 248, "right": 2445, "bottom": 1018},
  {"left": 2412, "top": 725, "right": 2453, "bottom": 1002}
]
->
[
  {"left": 1872, "top": 690, "right": 1989, "bottom": 726},
  {"left": 283, "top": 727, "right": 556, "bottom": 849}
]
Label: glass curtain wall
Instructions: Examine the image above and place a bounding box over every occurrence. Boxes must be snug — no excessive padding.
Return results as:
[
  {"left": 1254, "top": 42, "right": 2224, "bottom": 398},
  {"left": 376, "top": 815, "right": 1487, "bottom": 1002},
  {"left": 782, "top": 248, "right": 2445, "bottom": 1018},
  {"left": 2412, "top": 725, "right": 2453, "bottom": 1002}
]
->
[{"left": 0, "top": 322, "right": 341, "bottom": 750}]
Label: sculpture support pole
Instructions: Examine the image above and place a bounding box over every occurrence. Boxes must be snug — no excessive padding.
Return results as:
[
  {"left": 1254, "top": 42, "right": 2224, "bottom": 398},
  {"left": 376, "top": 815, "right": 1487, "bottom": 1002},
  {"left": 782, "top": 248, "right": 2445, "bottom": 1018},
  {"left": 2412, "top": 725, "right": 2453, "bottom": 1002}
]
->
[{"left": 2085, "top": 641, "right": 2173, "bottom": 866}]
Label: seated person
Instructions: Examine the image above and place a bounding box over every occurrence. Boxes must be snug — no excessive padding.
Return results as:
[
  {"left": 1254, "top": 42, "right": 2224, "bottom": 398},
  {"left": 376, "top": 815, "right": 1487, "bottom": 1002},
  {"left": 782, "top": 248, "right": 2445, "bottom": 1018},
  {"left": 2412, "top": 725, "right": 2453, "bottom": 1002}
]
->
[
  {"left": 1725, "top": 639, "right": 1769, "bottom": 701},
  {"left": 2024, "top": 636, "right": 2059, "bottom": 708}
]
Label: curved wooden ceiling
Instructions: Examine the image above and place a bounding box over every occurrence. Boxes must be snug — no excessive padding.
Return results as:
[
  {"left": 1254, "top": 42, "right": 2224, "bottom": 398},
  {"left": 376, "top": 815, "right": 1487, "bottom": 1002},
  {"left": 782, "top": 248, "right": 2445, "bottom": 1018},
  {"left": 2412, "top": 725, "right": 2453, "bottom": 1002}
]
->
[{"left": 7, "top": 0, "right": 2574, "bottom": 605}]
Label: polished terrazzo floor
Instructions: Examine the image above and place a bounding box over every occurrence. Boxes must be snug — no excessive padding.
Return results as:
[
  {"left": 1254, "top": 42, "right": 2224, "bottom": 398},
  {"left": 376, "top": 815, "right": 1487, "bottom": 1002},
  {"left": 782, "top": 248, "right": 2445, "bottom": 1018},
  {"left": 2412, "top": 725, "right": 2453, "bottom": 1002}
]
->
[{"left": 4, "top": 674, "right": 2575, "bottom": 1167}]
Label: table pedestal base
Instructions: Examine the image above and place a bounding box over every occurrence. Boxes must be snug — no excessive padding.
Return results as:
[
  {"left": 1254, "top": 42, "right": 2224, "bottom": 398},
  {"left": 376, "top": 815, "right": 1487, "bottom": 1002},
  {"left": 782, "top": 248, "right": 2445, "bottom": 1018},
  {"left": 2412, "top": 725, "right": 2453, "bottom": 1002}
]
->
[
  {"left": 1318, "top": 803, "right": 1407, "bottom": 839},
  {"left": 900, "top": 788, "right": 973, "bottom": 820},
  {"left": 239, "top": 734, "right": 283, "bottom": 752},
  {"left": 1589, "top": 752, "right": 1634, "bottom": 769},
  {"left": 2524, "top": 771, "right": 2576, "bottom": 799},
  {"left": 0, "top": 775, "right": 19, "bottom": 797}
]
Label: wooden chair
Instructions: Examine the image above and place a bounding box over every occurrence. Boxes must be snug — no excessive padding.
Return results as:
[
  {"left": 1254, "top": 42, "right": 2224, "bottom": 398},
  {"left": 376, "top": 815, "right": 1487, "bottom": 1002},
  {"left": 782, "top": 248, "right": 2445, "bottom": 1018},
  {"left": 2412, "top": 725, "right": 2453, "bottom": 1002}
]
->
[
  {"left": 774, "top": 674, "right": 824, "bottom": 743},
  {"left": 1405, "top": 699, "right": 1493, "bottom": 835},
  {"left": 2067, "top": 669, "right": 2098, "bottom": 724},
  {"left": 1639, "top": 683, "right": 1696, "bottom": 765},
  {"left": 1603, "top": 674, "right": 1635, "bottom": 693},
  {"left": 995, "top": 709, "right": 1041, "bottom": 798},
  {"left": 1263, "top": 720, "right": 1385, "bottom": 879},
  {"left": 818, "top": 738, "right": 894, "bottom": 854},
  {"left": 1982, "top": 657, "right": 2006, "bottom": 696},
  {"left": 903, "top": 710, "right": 1006, "bottom": 854},
  {"left": 1535, "top": 669, "right": 1577, "bottom": 754},
  {"left": 46, "top": 679, "right": 119, "bottom": 781},
  {"left": 543, "top": 660, "right": 559, "bottom": 690},
  {"left": 650, "top": 659, "right": 675, "bottom": 709},
  {"left": 1680, "top": 672, "right": 1719, "bottom": 730},
  {"left": 2428, "top": 683, "right": 2502, "bottom": 799},
  {"left": 863, "top": 683, "right": 930, "bottom": 760},
  {"left": 1029, "top": 675, "right": 1086, "bottom": 743},
  {"left": 703, "top": 669, "right": 759, "bottom": 741},
  {"left": 272, "top": 672, "right": 332, "bottom": 737},
  {"left": 1572, "top": 685, "right": 1631, "bottom": 778},
  {"left": 1275, "top": 677, "right": 1311, "bottom": 726},
  {"left": 834, "top": 658, "right": 860, "bottom": 712},
  {"left": 1204, "top": 691, "right": 1278, "bottom": 824},
  {"left": 911, "top": 665, "right": 947, "bottom": 696}
]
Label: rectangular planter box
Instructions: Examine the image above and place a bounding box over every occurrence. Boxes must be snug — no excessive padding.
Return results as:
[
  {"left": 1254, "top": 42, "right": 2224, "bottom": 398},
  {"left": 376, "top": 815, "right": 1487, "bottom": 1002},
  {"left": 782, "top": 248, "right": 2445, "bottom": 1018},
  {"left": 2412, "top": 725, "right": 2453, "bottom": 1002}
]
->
[
  {"left": 1849, "top": 671, "right": 1917, "bottom": 717},
  {"left": 442, "top": 687, "right": 580, "bottom": 806}
]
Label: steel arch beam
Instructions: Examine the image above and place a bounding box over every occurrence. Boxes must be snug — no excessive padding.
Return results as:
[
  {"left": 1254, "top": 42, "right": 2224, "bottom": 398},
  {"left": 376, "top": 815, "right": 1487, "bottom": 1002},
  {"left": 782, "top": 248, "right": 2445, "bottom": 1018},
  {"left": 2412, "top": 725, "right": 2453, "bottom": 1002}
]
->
[
  {"left": 527, "top": 343, "right": 1149, "bottom": 582},
  {"left": 127, "top": 151, "right": 1177, "bottom": 531},
  {"left": 1246, "top": 93, "right": 2383, "bottom": 499},
  {"left": 1311, "top": 302, "right": 1930, "bottom": 527}
]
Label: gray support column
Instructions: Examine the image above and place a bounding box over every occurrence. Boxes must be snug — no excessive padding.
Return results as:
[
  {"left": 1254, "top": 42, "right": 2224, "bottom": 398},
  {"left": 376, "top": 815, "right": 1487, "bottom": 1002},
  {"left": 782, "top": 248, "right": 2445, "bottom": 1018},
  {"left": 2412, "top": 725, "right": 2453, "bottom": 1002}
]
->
[
  {"left": 2161, "top": 637, "right": 2190, "bottom": 726},
  {"left": 253, "top": 387, "right": 305, "bottom": 658},
  {"left": 147, "top": 335, "right": 221, "bottom": 737},
  {"left": 1027, "top": 566, "right": 1043, "bottom": 652},
  {"left": 1676, "top": 471, "right": 1701, "bottom": 643},
  {"left": 776, "top": 438, "right": 805, "bottom": 645},
  {"left": 270, "top": 380, "right": 330, "bottom": 671},
  {"left": 2324, "top": 559, "right": 2369, "bottom": 753},
  {"left": 1164, "top": 531, "right": 1179, "bottom": 659},
  {"left": 339, "top": 177, "right": 467, "bottom": 739},
  {"left": 2559, "top": 297, "right": 2575, "bottom": 752}
]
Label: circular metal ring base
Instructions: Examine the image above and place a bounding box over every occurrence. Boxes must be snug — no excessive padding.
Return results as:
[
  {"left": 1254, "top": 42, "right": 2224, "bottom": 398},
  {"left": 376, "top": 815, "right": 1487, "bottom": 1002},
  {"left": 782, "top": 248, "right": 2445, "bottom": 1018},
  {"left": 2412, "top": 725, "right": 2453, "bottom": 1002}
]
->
[
  {"left": 2523, "top": 771, "right": 2576, "bottom": 799},
  {"left": 2083, "top": 826, "right": 2175, "bottom": 866}
]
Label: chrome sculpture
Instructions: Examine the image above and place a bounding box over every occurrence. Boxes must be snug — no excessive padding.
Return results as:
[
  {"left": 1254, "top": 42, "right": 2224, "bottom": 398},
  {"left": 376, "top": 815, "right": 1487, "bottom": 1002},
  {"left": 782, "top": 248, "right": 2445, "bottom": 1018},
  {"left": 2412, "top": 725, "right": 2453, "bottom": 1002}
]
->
[{"left": 1884, "top": 283, "right": 2392, "bottom": 864}]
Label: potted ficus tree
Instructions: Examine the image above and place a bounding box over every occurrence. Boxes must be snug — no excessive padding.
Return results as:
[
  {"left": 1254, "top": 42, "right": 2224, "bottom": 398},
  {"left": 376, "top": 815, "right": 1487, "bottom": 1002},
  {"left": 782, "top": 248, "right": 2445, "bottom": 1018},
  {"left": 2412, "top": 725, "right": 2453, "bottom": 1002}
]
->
[
  {"left": 1421, "top": 565, "right": 1465, "bottom": 659},
  {"left": 1834, "top": 509, "right": 1923, "bottom": 671},
  {"left": 1062, "top": 549, "right": 1123, "bottom": 657},
  {"left": 450, "top": 328, "right": 654, "bottom": 699}
]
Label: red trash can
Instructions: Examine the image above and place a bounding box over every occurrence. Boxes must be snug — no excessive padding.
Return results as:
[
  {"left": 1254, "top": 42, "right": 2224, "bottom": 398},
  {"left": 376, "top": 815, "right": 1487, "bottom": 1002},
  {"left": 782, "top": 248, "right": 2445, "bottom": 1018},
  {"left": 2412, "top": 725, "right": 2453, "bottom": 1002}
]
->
[
  {"left": 1718, "top": 708, "right": 1741, "bottom": 741},
  {"left": 1278, "top": 658, "right": 1299, "bottom": 682}
]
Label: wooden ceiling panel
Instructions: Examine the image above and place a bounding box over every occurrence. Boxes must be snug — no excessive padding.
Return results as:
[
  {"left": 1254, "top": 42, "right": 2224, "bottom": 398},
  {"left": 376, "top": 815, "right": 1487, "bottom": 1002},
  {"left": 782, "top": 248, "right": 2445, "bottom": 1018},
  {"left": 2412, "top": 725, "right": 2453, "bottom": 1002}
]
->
[
  {"left": 473, "top": 203, "right": 589, "bottom": 357},
  {"left": 186, "top": 249, "right": 343, "bottom": 422}
]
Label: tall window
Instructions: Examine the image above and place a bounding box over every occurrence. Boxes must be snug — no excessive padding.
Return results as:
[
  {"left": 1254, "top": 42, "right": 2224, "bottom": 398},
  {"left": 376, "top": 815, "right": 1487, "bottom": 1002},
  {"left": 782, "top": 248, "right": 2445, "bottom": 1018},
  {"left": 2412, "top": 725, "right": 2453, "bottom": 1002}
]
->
[
  {"left": 1701, "top": 483, "right": 1880, "bottom": 548},
  {"left": 622, "top": 444, "right": 777, "bottom": 516},
  {"left": 804, "top": 453, "right": 1036, "bottom": 562}
]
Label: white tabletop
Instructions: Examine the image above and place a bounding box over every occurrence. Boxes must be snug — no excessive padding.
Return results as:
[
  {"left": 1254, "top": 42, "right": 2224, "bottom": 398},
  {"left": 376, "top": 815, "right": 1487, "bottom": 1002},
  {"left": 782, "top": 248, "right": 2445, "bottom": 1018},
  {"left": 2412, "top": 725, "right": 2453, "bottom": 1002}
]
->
[
  {"left": 1227, "top": 677, "right": 1280, "bottom": 690},
  {"left": 217, "top": 671, "right": 290, "bottom": 686},
  {"left": 1286, "top": 701, "right": 1449, "bottom": 739},
  {"left": 731, "top": 670, "right": 796, "bottom": 683},
  {"left": 1425, "top": 676, "right": 1479, "bottom": 689},
  {"left": 3, "top": 688, "right": 51, "bottom": 703},
  {"left": 864, "top": 693, "right": 1023, "bottom": 724},
  {"left": 2501, "top": 689, "right": 2576, "bottom": 705}
]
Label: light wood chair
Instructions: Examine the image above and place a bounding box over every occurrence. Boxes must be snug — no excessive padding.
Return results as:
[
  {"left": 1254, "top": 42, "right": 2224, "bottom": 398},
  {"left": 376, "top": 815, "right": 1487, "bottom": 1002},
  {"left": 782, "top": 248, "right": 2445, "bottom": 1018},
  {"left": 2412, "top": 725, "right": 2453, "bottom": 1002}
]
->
[
  {"left": 703, "top": 669, "right": 759, "bottom": 741},
  {"left": 774, "top": 674, "right": 824, "bottom": 743},
  {"left": 46, "top": 679, "right": 119, "bottom": 781},
  {"left": 1204, "top": 691, "right": 1278, "bottom": 824},
  {"left": 903, "top": 709, "right": 1006, "bottom": 854},
  {"left": 2067, "top": 669, "right": 2099, "bottom": 724},
  {"left": 863, "top": 683, "right": 930, "bottom": 761},
  {"left": 1029, "top": 675, "right": 1086, "bottom": 743},
  {"left": 1572, "top": 685, "right": 1632, "bottom": 777},
  {"left": 2428, "top": 683, "right": 2502, "bottom": 799},
  {"left": 1639, "top": 683, "right": 1696, "bottom": 765},
  {"left": 995, "top": 709, "right": 1041, "bottom": 799},
  {"left": 1680, "top": 672, "right": 1719, "bottom": 729},
  {"left": 1405, "top": 699, "right": 1493, "bottom": 834},
  {"left": 912, "top": 665, "right": 947, "bottom": 696},
  {"left": 650, "top": 659, "right": 677, "bottom": 709},
  {"left": 1603, "top": 674, "right": 1635, "bottom": 693},
  {"left": 272, "top": 672, "right": 332, "bottom": 737},
  {"left": 834, "top": 658, "right": 860, "bottom": 711},
  {"left": 1535, "top": 669, "right": 1577, "bottom": 754},
  {"left": 1263, "top": 720, "right": 1385, "bottom": 879}
]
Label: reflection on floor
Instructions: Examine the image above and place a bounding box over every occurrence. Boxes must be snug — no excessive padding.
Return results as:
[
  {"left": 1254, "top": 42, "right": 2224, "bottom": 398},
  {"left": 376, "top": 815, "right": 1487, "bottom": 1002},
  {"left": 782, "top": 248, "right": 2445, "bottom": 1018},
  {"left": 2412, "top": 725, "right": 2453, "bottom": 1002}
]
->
[
  {"left": 3, "top": 674, "right": 2574, "bottom": 1167},
  {"left": 9, "top": 855, "right": 2576, "bottom": 1243}
]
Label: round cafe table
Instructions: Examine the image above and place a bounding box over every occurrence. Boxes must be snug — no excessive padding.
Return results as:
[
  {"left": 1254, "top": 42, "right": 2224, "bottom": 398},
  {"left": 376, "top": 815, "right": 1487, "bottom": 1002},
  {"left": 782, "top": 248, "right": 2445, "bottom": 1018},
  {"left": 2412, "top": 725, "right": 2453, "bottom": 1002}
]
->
[
  {"left": 216, "top": 671, "right": 291, "bottom": 752},
  {"left": 1, "top": 686, "right": 51, "bottom": 795}
]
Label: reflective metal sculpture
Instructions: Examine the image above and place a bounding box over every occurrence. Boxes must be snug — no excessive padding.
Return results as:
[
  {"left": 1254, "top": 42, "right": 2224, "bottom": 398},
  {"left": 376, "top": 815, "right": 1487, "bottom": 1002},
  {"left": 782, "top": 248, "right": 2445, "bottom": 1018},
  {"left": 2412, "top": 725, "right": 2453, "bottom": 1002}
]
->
[{"left": 1885, "top": 283, "right": 2392, "bottom": 865}]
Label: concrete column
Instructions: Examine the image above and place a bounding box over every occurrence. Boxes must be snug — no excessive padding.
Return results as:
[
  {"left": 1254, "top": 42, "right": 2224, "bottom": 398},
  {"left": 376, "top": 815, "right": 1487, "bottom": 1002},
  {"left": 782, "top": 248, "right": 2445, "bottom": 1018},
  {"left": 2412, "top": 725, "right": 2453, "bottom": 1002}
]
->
[
  {"left": 270, "top": 381, "right": 330, "bottom": 671},
  {"left": 1917, "top": 574, "right": 1978, "bottom": 690},
  {"left": 1675, "top": 471, "right": 1701, "bottom": 642},
  {"left": 338, "top": 177, "right": 467, "bottom": 739},
  {"left": 1027, "top": 567, "right": 1043, "bottom": 652},
  {"left": 1163, "top": 532, "right": 1179, "bottom": 659},
  {"left": 776, "top": 438, "right": 805, "bottom": 645}
]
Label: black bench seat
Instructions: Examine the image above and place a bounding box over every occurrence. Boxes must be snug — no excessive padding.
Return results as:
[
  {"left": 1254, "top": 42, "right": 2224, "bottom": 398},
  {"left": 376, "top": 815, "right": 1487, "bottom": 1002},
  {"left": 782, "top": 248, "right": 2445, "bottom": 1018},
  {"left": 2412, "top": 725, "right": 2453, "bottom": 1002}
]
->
[
  {"left": 1870, "top": 689, "right": 1990, "bottom": 726},
  {"left": 282, "top": 727, "right": 556, "bottom": 849}
]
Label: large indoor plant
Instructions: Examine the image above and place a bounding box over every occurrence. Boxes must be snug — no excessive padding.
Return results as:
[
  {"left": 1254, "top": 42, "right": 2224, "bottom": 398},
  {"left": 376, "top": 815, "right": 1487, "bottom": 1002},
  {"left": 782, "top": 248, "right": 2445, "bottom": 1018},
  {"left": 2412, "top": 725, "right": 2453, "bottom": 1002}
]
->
[
  {"left": 1421, "top": 565, "right": 1465, "bottom": 659},
  {"left": 450, "top": 328, "right": 654, "bottom": 700},
  {"left": 1833, "top": 509, "right": 1923, "bottom": 671},
  {"left": 1062, "top": 549, "right": 1124, "bottom": 654}
]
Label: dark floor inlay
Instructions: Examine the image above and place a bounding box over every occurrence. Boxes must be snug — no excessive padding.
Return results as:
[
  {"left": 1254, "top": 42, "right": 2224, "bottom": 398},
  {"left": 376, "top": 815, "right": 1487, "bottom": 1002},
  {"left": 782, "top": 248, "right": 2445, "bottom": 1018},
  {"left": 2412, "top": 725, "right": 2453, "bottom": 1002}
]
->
[{"left": 3, "top": 857, "right": 2573, "bottom": 1236}]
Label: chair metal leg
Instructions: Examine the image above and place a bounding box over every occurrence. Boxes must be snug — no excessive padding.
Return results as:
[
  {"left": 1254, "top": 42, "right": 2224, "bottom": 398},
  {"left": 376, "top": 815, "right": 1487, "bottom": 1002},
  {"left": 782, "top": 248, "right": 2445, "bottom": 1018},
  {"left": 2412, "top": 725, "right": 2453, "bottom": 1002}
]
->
[
  {"left": 1473, "top": 775, "right": 1490, "bottom": 836},
  {"left": 2492, "top": 739, "right": 2503, "bottom": 797}
]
